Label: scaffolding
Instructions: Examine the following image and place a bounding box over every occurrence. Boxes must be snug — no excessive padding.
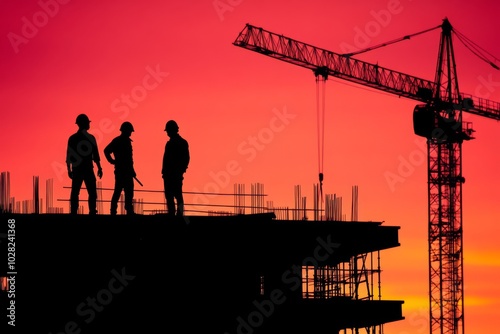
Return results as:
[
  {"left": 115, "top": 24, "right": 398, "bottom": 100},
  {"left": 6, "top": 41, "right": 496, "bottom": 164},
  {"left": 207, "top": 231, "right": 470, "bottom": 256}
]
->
[{"left": 301, "top": 249, "right": 385, "bottom": 334}]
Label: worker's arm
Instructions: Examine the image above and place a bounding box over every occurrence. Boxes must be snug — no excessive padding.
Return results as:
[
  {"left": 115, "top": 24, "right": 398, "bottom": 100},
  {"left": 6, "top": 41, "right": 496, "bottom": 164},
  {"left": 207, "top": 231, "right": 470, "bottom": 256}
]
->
[
  {"left": 103, "top": 142, "right": 115, "bottom": 165},
  {"left": 183, "top": 141, "right": 190, "bottom": 173},
  {"left": 95, "top": 160, "right": 103, "bottom": 179},
  {"left": 66, "top": 162, "right": 72, "bottom": 179},
  {"left": 66, "top": 138, "right": 73, "bottom": 179},
  {"left": 91, "top": 135, "right": 103, "bottom": 179}
]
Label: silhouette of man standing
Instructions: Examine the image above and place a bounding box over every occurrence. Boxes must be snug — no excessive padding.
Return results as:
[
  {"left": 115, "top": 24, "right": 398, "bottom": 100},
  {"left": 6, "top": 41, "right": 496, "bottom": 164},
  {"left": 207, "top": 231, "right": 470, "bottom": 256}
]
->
[
  {"left": 104, "top": 121, "right": 136, "bottom": 215},
  {"left": 162, "top": 120, "right": 189, "bottom": 216},
  {"left": 66, "top": 114, "right": 103, "bottom": 215}
]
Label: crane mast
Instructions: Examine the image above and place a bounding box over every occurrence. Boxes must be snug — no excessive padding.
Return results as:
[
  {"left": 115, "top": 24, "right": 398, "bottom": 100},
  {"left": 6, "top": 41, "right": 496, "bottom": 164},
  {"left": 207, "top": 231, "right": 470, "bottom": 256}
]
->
[
  {"left": 233, "top": 19, "right": 500, "bottom": 334},
  {"left": 428, "top": 18, "right": 465, "bottom": 334}
]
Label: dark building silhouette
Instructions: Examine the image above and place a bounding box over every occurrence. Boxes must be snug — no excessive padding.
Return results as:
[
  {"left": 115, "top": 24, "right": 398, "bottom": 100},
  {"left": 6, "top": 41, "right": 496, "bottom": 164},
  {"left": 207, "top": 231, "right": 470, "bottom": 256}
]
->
[
  {"left": 0, "top": 171, "right": 11, "bottom": 212},
  {"left": 1, "top": 212, "right": 404, "bottom": 333},
  {"left": 46, "top": 178, "right": 53, "bottom": 213},
  {"left": 33, "top": 176, "right": 39, "bottom": 214}
]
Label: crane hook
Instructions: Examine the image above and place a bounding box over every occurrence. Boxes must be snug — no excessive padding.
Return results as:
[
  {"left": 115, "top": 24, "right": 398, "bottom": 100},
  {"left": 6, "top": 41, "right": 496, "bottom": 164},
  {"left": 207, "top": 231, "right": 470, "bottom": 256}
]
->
[{"left": 319, "top": 172, "right": 324, "bottom": 197}]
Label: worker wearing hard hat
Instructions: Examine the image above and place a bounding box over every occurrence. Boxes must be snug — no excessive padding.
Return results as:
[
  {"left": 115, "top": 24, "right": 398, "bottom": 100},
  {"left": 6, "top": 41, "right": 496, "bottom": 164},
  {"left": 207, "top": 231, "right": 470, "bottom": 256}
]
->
[
  {"left": 104, "top": 121, "right": 137, "bottom": 215},
  {"left": 162, "top": 120, "right": 190, "bottom": 216},
  {"left": 66, "top": 113, "right": 103, "bottom": 215}
]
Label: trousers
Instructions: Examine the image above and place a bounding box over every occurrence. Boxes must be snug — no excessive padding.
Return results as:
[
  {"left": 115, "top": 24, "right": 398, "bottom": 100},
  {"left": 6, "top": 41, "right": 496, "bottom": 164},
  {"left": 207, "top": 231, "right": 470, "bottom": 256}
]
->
[
  {"left": 163, "top": 175, "right": 184, "bottom": 216},
  {"left": 70, "top": 169, "right": 97, "bottom": 214}
]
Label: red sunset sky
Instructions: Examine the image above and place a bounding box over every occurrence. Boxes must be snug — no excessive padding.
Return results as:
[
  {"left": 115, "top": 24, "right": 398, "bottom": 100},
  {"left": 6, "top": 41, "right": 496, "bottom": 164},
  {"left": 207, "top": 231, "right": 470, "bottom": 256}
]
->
[{"left": 1, "top": 0, "right": 499, "bottom": 333}]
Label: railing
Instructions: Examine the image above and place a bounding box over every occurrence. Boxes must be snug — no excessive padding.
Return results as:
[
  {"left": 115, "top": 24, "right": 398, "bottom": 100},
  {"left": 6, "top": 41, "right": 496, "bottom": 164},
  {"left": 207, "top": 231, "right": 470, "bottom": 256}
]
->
[
  {"left": 12, "top": 181, "right": 356, "bottom": 220},
  {"left": 57, "top": 184, "right": 349, "bottom": 219}
]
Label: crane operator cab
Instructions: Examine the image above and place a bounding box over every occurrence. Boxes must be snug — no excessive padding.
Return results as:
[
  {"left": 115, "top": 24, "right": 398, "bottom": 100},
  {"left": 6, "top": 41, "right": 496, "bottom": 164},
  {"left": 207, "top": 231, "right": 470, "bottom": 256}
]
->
[{"left": 413, "top": 104, "right": 475, "bottom": 143}]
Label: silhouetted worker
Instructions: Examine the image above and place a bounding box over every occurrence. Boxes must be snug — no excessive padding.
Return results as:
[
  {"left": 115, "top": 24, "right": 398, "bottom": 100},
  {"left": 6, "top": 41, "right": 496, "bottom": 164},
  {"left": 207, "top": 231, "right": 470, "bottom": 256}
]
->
[
  {"left": 162, "top": 120, "right": 190, "bottom": 216},
  {"left": 104, "top": 121, "right": 136, "bottom": 215},
  {"left": 66, "top": 114, "right": 103, "bottom": 215}
]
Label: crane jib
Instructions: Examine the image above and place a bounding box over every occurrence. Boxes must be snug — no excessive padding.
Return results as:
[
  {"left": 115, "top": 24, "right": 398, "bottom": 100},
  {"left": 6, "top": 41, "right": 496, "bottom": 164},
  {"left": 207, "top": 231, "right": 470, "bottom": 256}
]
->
[{"left": 233, "top": 23, "right": 500, "bottom": 121}]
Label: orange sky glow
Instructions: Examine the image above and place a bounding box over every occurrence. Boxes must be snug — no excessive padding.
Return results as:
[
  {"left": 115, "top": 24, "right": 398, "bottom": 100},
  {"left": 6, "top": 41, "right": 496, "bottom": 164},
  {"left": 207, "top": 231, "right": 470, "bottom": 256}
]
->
[{"left": 1, "top": 0, "right": 499, "bottom": 333}]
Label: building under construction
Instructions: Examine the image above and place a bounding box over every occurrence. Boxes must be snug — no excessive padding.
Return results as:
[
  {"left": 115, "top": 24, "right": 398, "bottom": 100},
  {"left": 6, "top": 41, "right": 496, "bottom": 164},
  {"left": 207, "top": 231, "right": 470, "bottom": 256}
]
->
[{"left": 1, "top": 211, "right": 403, "bottom": 333}]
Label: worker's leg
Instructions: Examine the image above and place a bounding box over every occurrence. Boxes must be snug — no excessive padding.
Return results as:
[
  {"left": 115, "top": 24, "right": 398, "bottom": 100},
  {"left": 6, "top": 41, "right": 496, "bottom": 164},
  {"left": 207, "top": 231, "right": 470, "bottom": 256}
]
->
[
  {"left": 124, "top": 176, "right": 135, "bottom": 214},
  {"left": 84, "top": 172, "right": 98, "bottom": 215},
  {"left": 173, "top": 177, "right": 184, "bottom": 216},
  {"left": 164, "top": 177, "right": 176, "bottom": 216},
  {"left": 110, "top": 174, "right": 123, "bottom": 215},
  {"left": 70, "top": 174, "right": 84, "bottom": 214}
]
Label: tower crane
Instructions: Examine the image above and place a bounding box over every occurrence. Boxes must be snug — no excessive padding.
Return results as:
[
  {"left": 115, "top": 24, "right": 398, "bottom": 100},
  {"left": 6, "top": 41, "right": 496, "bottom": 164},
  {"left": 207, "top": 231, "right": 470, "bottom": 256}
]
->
[{"left": 233, "top": 18, "right": 500, "bottom": 334}]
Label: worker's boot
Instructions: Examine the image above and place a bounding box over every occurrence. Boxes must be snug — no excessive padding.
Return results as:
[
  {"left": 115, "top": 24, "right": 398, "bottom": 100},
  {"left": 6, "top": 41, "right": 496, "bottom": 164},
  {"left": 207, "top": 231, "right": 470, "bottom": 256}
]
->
[
  {"left": 110, "top": 202, "right": 117, "bottom": 216},
  {"left": 176, "top": 203, "right": 184, "bottom": 217}
]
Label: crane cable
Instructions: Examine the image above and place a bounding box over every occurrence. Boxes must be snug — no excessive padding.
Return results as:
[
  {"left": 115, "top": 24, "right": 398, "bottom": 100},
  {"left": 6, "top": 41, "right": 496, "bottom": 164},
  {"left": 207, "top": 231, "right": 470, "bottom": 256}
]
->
[
  {"left": 341, "top": 20, "right": 500, "bottom": 70},
  {"left": 316, "top": 73, "right": 326, "bottom": 203},
  {"left": 342, "top": 24, "right": 441, "bottom": 57},
  {"left": 452, "top": 28, "right": 500, "bottom": 70}
]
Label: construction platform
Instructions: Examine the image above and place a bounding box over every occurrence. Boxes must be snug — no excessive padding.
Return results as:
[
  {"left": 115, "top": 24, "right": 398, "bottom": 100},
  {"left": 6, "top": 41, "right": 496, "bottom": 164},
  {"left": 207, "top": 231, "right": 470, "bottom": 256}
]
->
[{"left": 0, "top": 212, "right": 404, "bottom": 333}]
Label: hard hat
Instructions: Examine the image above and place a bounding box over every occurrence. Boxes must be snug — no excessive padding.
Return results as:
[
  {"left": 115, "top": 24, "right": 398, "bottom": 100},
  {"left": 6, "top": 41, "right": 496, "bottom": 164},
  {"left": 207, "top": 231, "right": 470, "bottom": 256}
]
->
[
  {"left": 165, "top": 120, "right": 179, "bottom": 132},
  {"left": 75, "top": 114, "right": 90, "bottom": 126},
  {"left": 120, "top": 121, "right": 134, "bottom": 132}
]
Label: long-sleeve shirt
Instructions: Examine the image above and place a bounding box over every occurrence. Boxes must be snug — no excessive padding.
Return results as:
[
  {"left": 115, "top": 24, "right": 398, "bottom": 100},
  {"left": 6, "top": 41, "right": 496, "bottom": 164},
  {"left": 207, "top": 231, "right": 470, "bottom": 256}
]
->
[
  {"left": 162, "top": 134, "right": 189, "bottom": 177},
  {"left": 66, "top": 130, "right": 100, "bottom": 172},
  {"left": 104, "top": 135, "right": 135, "bottom": 176}
]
